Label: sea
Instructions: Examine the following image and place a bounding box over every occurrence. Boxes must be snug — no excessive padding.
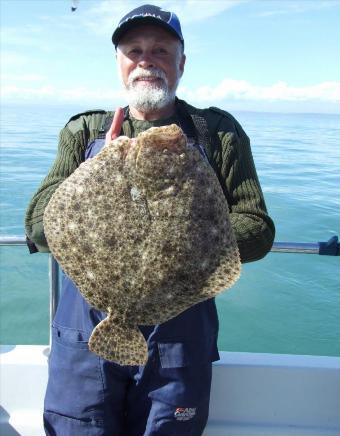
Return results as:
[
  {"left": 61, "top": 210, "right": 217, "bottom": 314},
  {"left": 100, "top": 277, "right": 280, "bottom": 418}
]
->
[{"left": 0, "top": 104, "right": 339, "bottom": 357}]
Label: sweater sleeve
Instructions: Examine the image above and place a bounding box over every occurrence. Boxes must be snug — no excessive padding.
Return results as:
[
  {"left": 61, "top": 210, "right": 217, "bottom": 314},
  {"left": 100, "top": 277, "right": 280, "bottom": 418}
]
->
[
  {"left": 214, "top": 116, "right": 275, "bottom": 263},
  {"left": 25, "top": 126, "right": 84, "bottom": 252}
]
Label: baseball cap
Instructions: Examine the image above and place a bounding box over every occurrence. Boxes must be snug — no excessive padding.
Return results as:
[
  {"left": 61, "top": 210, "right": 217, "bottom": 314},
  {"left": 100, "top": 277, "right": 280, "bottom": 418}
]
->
[{"left": 112, "top": 4, "right": 184, "bottom": 48}]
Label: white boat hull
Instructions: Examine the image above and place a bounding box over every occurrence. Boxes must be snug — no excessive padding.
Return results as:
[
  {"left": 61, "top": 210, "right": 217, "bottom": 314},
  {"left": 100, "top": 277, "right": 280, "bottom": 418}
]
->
[{"left": 1, "top": 346, "right": 340, "bottom": 435}]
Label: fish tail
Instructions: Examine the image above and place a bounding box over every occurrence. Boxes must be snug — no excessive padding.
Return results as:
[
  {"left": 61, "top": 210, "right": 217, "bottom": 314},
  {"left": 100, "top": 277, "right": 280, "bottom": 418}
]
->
[{"left": 89, "top": 315, "right": 148, "bottom": 366}]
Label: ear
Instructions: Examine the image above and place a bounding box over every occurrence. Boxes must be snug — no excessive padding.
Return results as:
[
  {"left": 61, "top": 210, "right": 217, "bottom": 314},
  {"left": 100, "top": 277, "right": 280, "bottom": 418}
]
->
[{"left": 179, "top": 53, "right": 186, "bottom": 77}]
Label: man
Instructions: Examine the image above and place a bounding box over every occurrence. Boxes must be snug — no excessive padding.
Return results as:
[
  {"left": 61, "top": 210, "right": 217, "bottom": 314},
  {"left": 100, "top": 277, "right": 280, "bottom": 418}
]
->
[{"left": 25, "top": 4, "right": 275, "bottom": 435}]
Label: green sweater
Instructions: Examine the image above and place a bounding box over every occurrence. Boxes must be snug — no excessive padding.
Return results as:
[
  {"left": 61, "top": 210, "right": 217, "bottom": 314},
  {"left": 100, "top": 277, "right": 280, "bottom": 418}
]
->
[{"left": 25, "top": 100, "right": 275, "bottom": 263}]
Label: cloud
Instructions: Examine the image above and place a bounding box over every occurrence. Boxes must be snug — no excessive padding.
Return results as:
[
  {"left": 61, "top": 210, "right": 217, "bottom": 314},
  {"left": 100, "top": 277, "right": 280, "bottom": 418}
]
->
[
  {"left": 2, "top": 77, "right": 339, "bottom": 110},
  {"left": 79, "top": 0, "right": 246, "bottom": 36},
  {"left": 178, "top": 79, "right": 340, "bottom": 103},
  {"left": 1, "top": 83, "right": 126, "bottom": 104},
  {"left": 0, "top": 25, "right": 51, "bottom": 52},
  {"left": 1, "top": 73, "right": 46, "bottom": 83},
  {"left": 153, "top": 0, "right": 246, "bottom": 24},
  {"left": 256, "top": 0, "right": 340, "bottom": 17},
  {"left": 0, "top": 52, "right": 29, "bottom": 67}
]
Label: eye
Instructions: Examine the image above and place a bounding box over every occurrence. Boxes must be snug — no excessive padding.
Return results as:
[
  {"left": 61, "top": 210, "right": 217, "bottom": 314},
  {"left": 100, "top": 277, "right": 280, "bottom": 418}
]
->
[
  {"left": 154, "top": 47, "right": 168, "bottom": 55},
  {"left": 129, "top": 47, "right": 142, "bottom": 55}
]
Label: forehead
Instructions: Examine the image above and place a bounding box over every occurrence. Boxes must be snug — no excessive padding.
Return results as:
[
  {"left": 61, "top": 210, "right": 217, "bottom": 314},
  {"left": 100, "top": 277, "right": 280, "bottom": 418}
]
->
[{"left": 118, "top": 24, "right": 179, "bottom": 46}]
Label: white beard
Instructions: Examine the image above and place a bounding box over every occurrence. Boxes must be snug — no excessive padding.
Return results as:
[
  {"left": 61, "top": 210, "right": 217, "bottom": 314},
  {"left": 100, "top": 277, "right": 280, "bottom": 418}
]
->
[{"left": 124, "top": 67, "right": 179, "bottom": 112}]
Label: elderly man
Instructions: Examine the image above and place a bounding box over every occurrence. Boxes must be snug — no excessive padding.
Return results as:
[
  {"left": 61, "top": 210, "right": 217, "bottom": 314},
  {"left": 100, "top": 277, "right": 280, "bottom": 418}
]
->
[{"left": 25, "top": 4, "right": 275, "bottom": 436}]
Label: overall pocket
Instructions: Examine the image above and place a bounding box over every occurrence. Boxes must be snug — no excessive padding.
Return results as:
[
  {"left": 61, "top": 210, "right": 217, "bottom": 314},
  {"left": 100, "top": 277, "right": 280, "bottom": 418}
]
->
[{"left": 45, "top": 324, "right": 105, "bottom": 424}]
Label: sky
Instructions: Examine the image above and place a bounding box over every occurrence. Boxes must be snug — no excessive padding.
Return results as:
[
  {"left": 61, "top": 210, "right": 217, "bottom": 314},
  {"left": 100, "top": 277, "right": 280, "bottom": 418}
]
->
[{"left": 1, "top": 0, "right": 340, "bottom": 113}]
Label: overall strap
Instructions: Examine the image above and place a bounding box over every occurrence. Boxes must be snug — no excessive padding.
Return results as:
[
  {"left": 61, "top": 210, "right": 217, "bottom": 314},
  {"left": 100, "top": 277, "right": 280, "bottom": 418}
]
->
[
  {"left": 94, "top": 103, "right": 213, "bottom": 164},
  {"left": 175, "top": 99, "right": 211, "bottom": 162},
  {"left": 175, "top": 99, "right": 198, "bottom": 144}
]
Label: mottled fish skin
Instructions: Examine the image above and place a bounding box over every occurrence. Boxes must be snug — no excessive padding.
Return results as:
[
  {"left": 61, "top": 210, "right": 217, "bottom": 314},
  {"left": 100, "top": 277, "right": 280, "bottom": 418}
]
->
[{"left": 44, "top": 124, "right": 241, "bottom": 365}]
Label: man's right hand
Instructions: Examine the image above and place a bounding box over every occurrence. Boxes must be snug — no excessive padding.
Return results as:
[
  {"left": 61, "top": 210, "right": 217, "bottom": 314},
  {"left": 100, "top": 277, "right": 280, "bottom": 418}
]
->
[{"left": 105, "top": 107, "right": 125, "bottom": 146}]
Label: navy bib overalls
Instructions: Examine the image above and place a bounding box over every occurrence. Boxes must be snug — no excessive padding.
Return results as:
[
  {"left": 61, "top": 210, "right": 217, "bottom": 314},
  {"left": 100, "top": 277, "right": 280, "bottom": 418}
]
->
[{"left": 43, "top": 113, "right": 220, "bottom": 436}]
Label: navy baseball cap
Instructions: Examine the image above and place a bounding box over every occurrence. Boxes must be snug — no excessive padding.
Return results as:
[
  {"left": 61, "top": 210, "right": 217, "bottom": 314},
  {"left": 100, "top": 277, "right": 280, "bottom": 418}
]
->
[{"left": 112, "top": 4, "right": 184, "bottom": 48}]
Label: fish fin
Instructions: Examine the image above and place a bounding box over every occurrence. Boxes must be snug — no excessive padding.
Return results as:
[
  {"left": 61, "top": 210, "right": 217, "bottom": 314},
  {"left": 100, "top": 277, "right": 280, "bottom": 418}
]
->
[{"left": 89, "top": 316, "right": 148, "bottom": 366}]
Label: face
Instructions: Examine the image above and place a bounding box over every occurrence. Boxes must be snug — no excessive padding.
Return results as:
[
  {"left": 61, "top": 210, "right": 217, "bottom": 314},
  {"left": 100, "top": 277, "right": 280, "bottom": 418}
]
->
[{"left": 116, "top": 24, "right": 186, "bottom": 112}]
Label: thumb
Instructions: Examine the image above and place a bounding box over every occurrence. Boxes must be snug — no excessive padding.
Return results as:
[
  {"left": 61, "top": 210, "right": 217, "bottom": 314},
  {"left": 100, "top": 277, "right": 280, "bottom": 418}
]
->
[{"left": 106, "top": 107, "right": 125, "bottom": 144}]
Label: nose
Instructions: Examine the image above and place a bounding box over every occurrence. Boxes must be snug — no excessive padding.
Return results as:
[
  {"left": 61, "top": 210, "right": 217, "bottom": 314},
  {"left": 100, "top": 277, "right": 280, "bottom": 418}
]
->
[{"left": 137, "top": 51, "right": 154, "bottom": 69}]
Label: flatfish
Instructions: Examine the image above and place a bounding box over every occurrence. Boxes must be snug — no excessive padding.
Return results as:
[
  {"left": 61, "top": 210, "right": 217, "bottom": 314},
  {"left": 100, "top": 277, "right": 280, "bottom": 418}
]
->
[{"left": 43, "top": 124, "right": 241, "bottom": 365}]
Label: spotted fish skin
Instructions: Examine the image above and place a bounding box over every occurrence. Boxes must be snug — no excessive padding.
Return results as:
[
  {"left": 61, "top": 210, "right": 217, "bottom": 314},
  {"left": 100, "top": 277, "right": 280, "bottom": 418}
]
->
[{"left": 43, "top": 124, "right": 241, "bottom": 365}]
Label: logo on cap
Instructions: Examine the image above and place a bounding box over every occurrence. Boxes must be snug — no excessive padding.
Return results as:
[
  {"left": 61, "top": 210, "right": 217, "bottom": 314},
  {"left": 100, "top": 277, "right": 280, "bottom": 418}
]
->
[
  {"left": 174, "top": 407, "right": 197, "bottom": 421},
  {"left": 112, "top": 4, "right": 184, "bottom": 47}
]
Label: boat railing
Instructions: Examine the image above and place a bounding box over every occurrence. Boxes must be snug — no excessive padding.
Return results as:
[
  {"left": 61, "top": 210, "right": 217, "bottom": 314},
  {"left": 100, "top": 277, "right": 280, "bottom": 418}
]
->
[{"left": 1, "top": 235, "right": 339, "bottom": 331}]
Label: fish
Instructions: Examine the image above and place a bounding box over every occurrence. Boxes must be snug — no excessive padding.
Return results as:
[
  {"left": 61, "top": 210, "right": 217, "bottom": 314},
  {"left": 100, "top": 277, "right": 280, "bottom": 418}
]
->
[{"left": 43, "top": 124, "right": 241, "bottom": 365}]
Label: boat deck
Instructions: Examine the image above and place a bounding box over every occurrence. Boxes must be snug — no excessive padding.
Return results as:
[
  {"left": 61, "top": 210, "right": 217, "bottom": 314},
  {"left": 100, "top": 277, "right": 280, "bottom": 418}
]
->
[{"left": 1, "top": 346, "right": 340, "bottom": 436}]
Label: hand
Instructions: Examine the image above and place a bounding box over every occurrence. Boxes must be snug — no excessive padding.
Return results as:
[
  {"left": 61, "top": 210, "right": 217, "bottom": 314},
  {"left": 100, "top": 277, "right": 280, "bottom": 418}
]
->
[{"left": 105, "top": 107, "right": 125, "bottom": 146}]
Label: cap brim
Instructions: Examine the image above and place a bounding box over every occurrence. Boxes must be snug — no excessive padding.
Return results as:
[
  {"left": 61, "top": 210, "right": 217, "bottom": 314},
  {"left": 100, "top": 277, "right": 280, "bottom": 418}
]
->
[{"left": 112, "top": 16, "right": 183, "bottom": 47}]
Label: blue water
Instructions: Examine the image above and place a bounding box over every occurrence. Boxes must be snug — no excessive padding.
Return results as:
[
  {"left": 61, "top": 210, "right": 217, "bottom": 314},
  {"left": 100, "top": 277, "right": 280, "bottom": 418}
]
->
[{"left": 1, "top": 104, "right": 339, "bottom": 356}]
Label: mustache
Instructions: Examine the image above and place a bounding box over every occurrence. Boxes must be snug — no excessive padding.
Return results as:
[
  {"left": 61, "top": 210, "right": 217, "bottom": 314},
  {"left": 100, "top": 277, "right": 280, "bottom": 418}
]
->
[{"left": 127, "top": 67, "right": 168, "bottom": 86}]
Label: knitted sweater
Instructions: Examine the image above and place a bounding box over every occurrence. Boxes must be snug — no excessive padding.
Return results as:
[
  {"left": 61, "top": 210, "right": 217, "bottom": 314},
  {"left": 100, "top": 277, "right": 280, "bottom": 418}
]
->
[{"left": 25, "top": 100, "right": 275, "bottom": 263}]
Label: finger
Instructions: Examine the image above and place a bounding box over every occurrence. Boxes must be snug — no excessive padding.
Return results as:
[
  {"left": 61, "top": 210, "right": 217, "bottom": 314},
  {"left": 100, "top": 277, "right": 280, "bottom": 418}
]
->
[{"left": 109, "top": 107, "right": 125, "bottom": 141}]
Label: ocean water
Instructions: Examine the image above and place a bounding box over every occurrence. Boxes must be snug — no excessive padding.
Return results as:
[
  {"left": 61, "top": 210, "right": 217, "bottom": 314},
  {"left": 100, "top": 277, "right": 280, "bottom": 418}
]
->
[{"left": 0, "top": 104, "right": 339, "bottom": 356}]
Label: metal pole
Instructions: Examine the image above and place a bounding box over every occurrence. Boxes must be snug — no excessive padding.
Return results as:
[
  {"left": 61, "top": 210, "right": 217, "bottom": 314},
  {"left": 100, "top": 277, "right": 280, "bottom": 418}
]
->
[
  {"left": 0, "top": 236, "right": 339, "bottom": 255},
  {"left": 271, "top": 242, "right": 319, "bottom": 254},
  {"left": 48, "top": 255, "right": 60, "bottom": 345},
  {"left": 0, "top": 236, "right": 28, "bottom": 245}
]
